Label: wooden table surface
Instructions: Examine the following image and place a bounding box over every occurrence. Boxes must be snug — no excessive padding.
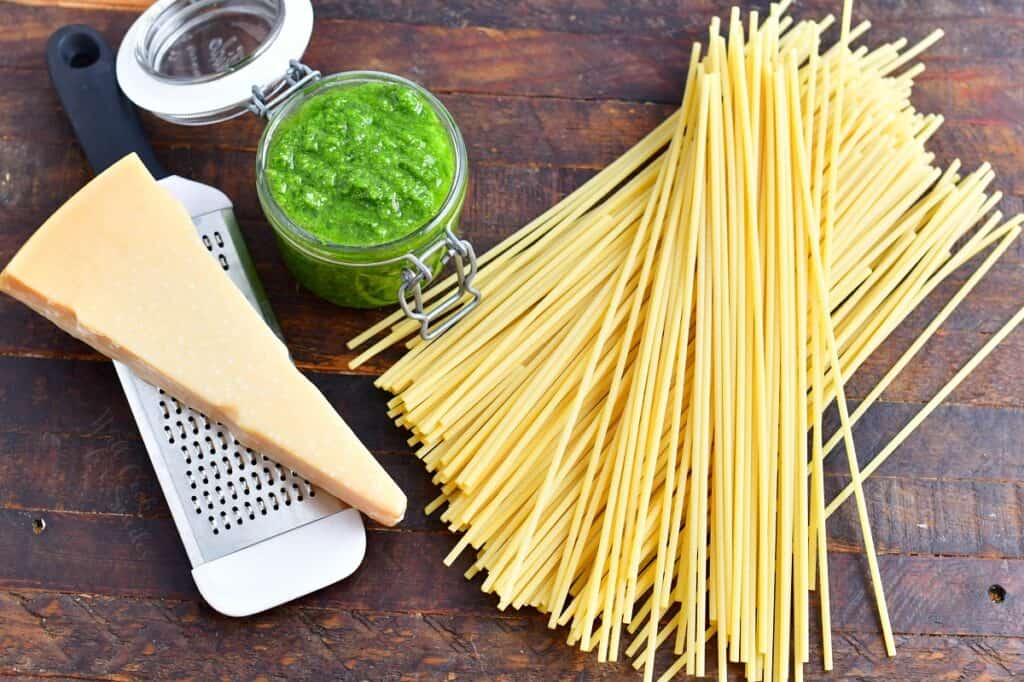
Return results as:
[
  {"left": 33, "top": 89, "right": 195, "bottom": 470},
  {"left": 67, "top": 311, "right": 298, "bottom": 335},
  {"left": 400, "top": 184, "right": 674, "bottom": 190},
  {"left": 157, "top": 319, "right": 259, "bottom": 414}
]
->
[{"left": 1, "top": 0, "right": 1023, "bottom": 679}]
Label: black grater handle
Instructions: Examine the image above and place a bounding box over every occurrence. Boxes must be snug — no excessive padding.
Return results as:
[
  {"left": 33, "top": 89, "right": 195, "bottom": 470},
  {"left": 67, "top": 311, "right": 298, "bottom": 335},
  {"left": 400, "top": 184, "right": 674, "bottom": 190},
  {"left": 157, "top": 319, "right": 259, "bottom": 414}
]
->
[{"left": 46, "top": 25, "right": 167, "bottom": 179}]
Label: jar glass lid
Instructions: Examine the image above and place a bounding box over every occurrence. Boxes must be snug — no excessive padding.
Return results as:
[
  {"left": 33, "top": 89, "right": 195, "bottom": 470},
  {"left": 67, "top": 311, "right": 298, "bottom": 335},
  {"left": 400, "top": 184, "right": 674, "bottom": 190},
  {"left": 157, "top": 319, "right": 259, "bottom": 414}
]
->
[{"left": 117, "top": 0, "right": 313, "bottom": 125}]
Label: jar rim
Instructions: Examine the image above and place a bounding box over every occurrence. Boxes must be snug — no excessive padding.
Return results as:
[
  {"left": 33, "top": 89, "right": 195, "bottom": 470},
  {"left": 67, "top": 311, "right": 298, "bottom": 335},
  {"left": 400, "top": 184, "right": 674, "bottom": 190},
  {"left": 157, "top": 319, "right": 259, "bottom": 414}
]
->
[
  {"left": 256, "top": 70, "right": 468, "bottom": 259},
  {"left": 135, "top": 0, "right": 287, "bottom": 85}
]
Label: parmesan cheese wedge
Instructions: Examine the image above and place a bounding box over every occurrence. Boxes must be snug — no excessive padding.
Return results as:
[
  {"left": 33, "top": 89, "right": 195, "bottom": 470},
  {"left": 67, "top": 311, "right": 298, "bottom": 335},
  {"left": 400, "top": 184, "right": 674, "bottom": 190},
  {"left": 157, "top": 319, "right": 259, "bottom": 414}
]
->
[{"left": 0, "top": 154, "right": 407, "bottom": 526}]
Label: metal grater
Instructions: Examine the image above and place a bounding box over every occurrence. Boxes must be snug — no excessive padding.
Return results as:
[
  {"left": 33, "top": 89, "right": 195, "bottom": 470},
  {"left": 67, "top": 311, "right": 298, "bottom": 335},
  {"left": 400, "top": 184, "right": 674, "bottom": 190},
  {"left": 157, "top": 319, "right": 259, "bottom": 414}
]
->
[
  {"left": 44, "top": 23, "right": 366, "bottom": 617},
  {"left": 114, "top": 176, "right": 366, "bottom": 617}
]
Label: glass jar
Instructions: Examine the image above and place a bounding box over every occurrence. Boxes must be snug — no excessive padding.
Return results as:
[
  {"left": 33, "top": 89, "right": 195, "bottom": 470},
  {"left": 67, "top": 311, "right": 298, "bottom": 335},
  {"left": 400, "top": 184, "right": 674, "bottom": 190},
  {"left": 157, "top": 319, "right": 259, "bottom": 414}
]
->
[
  {"left": 255, "top": 71, "right": 469, "bottom": 309},
  {"left": 115, "top": 0, "right": 480, "bottom": 337}
]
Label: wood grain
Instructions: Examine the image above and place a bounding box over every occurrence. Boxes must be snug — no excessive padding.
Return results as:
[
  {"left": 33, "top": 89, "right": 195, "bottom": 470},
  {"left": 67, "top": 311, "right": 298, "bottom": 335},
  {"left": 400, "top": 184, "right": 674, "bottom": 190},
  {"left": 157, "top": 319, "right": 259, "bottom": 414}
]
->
[
  {"left": 5, "top": 420, "right": 1024, "bottom": 560},
  {"left": 6, "top": 589, "right": 1021, "bottom": 681},
  {"left": 1, "top": 356, "right": 1024, "bottom": 557},
  {"left": 6, "top": 0, "right": 1024, "bottom": 32},
  {"left": 0, "top": 72, "right": 679, "bottom": 169},
  {"left": 0, "top": 0, "right": 1022, "bottom": 678},
  {"left": 0, "top": 590, "right": 636, "bottom": 680},
  {"left": 1, "top": 506, "right": 1021, "bottom": 639},
  {"left": 4, "top": 181, "right": 1024, "bottom": 387},
  {"left": 0, "top": 2, "right": 1021, "bottom": 377}
]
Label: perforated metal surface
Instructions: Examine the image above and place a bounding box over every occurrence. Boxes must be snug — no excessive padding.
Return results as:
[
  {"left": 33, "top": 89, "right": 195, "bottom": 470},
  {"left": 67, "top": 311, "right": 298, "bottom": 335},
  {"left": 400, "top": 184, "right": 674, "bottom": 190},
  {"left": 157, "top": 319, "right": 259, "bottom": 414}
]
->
[{"left": 114, "top": 207, "right": 344, "bottom": 566}]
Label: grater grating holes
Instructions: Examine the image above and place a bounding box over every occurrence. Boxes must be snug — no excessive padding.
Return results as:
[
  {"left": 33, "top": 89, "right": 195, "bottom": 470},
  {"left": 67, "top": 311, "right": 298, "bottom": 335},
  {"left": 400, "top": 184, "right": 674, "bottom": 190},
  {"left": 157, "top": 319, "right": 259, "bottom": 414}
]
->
[
  {"left": 151, "top": 233, "right": 330, "bottom": 536},
  {"left": 154, "top": 387, "right": 330, "bottom": 532},
  {"left": 115, "top": 221, "right": 347, "bottom": 563},
  {"left": 202, "top": 232, "right": 229, "bottom": 271}
]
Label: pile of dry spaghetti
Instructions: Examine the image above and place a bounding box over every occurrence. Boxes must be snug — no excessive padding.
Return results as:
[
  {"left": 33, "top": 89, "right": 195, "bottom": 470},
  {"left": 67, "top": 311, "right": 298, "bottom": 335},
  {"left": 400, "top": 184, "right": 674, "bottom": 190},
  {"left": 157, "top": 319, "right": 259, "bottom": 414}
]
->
[{"left": 349, "top": 2, "right": 1023, "bottom": 680}]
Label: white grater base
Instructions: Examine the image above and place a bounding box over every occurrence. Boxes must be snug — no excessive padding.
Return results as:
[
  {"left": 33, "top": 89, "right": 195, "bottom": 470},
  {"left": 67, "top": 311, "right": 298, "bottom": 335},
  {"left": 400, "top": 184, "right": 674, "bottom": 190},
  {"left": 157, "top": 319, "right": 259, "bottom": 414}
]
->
[{"left": 113, "top": 175, "right": 366, "bottom": 616}]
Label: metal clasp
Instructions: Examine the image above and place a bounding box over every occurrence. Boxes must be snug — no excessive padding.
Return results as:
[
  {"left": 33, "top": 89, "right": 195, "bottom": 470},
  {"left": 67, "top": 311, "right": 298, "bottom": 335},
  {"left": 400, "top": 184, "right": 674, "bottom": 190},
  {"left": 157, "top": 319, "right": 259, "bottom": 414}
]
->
[
  {"left": 398, "top": 228, "right": 481, "bottom": 340},
  {"left": 247, "top": 60, "right": 321, "bottom": 119}
]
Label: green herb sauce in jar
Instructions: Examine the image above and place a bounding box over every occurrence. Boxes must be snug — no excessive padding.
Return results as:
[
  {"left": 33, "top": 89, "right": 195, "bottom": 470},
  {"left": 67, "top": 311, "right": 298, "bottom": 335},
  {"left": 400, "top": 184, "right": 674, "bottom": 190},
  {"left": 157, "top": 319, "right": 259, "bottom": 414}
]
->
[{"left": 264, "top": 81, "right": 456, "bottom": 247}]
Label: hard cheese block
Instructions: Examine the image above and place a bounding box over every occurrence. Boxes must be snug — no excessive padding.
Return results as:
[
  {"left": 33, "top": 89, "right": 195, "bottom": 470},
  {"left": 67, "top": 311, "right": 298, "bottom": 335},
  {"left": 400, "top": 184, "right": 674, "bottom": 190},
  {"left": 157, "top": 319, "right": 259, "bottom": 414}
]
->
[{"left": 0, "top": 154, "right": 406, "bottom": 526}]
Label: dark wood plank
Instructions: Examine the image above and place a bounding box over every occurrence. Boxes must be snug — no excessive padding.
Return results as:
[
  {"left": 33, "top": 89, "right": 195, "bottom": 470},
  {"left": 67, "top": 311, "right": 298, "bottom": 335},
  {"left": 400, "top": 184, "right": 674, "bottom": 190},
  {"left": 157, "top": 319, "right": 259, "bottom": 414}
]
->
[
  {"left": 7, "top": 408, "right": 1024, "bottom": 560},
  {"left": 5, "top": 187, "right": 1024, "bottom": 392},
  {"left": 822, "top": 400, "right": 1024, "bottom": 482},
  {"left": 844, "top": 319, "right": 1024, "bottom": 409},
  {"left": 0, "top": 431, "right": 445, "bottom": 533},
  {"left": 0, "top": 590, "right": 635, "bottom": 680},
  {"left": 0, "top": 508, "right": 495, "bottom": 613},
  {"left": 0, "top": 356, "right": 408, "bottom": 452},
  {"left": 0, "top": 356, "right": 449, "bottom": 530},
  {"left": 7, "top": 415, "right": 1024, "bottom": 560},
  {"left": 0, "top": 72, "right": 677, "bottom": 170},
  {"left": 8, "top": 0, "right": 1024, "bottom": 37},
  {"left": 313, "top": 0, "right": 1024, "bottom": 41},
  {"left": 2, "top": 588, "right": 1022, "bottom": 680},
  {"left": 823, "top": 631, "right": 1024, "bottom": 680},
  {"left": 0, "top": 3, "right": 691, "bottom": 103},
  {"left": 3, "top": 353, "right": 1024, "bottom": 477},
  {"left": 2, "top": 116, "right": 1019, "bottom": 227},
  {"left": 1, "top": 62, "right": 1020, "bottom": 180},
  {"left": 2, "top": 505, "right": 1023, "bottom": 639},
  {"left": 5, "top": 356, "right": 1024, "bottom": 559},
  {"left": 1, "top": 3, "right": 1022, "bottom": 103},
  {"left": 825, "top": 475, "right": 1024, "bottom": 558},
  {"left": 827, "top": 552, "right": 1024, "bottom": 638}
]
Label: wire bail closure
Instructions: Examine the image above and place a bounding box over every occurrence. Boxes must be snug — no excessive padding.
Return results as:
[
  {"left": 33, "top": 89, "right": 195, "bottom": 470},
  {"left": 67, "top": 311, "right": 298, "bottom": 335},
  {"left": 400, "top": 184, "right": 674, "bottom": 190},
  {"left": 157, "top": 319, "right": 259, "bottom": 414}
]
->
[
  {"left": 248, "top": 60, "right": 320, "bottom": 118},
  {"left": 248, "top": 62, "right": 479, "bottom": 339},
  {"left": 398, "top": 228, "right": 481, "bottom": 340}
]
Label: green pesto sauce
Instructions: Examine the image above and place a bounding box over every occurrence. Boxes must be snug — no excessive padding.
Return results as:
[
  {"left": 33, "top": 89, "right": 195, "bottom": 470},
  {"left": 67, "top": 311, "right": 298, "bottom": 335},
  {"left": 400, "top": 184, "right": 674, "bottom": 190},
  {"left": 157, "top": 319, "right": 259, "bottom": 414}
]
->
[{"left": 265, "top": 82, "right": 455, "bottom": 246}]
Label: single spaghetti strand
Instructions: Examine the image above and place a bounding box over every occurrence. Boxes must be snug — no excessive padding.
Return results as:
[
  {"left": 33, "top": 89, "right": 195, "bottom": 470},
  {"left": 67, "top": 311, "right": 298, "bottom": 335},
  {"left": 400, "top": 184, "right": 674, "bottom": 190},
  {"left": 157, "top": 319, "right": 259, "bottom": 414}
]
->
[
  {"left": 771, "top": 62, "right": 797, "bottom": 682},
  {"left": 821, "top": 217, "right": 1020, "bottom": 459},
  {"left": 826, "top": 264, "right": 1024, "bottom": 516},
  {"left": 795, "top": 16, "right": 898, "bottom": 656},
  {"left": 787, "top": 50, "right": 812, "bottom": 669}
]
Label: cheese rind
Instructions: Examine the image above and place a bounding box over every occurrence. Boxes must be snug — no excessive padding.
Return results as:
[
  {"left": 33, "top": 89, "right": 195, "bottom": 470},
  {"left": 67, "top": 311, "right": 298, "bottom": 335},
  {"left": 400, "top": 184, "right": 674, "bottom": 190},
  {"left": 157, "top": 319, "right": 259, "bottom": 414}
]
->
[{"left": 0, "top": 154, "right": 406, "bottom": 526}]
